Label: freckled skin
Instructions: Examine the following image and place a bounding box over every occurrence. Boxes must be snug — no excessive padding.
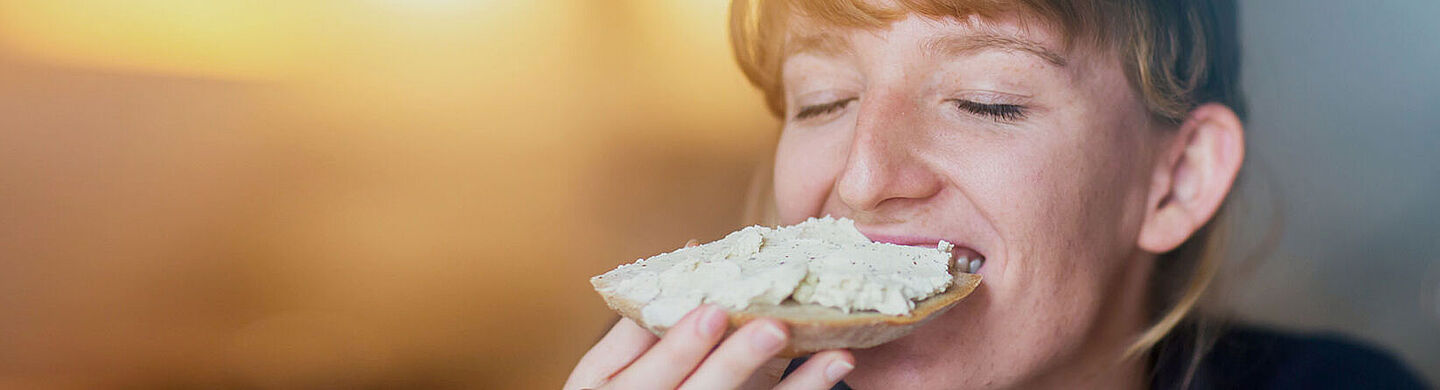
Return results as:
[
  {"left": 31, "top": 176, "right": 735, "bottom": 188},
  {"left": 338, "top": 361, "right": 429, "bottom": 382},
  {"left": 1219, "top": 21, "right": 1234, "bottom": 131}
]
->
[{"left": 774, "top": 15, "right": 1165, "bottom": 390}]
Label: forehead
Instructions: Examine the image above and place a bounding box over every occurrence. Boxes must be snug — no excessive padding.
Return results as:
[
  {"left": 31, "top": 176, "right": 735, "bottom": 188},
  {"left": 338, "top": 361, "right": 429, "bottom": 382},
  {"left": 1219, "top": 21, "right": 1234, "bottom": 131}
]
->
[{"left": 783, "top": 13, "right": 1071, "bottom": 67}]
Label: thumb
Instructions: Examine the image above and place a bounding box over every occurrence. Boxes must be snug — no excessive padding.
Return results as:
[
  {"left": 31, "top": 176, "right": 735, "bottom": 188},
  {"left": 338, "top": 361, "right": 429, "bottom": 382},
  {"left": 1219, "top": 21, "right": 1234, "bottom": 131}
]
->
[{"left": 735, "top": 357, "right": 793, "bottom": 389}]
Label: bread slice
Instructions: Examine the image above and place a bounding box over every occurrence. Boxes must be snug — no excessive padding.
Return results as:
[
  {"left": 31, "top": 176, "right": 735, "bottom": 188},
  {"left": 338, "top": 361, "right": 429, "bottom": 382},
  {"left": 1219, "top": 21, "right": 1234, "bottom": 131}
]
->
[{"left": 595, "top": 272, "right": 981, "bottom": 357}]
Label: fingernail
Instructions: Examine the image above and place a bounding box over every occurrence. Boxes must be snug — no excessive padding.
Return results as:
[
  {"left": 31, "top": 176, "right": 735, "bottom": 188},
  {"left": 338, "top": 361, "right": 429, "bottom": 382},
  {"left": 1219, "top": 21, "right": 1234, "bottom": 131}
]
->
[
  {"left": 824, "top": 359, "right": 854, "bottom": 382},
  {"left": 750, "top": 321, "right": 786, "bottom": 352},
  {"left": 697, "top": 305, "right": 726, "bottom": 338}
]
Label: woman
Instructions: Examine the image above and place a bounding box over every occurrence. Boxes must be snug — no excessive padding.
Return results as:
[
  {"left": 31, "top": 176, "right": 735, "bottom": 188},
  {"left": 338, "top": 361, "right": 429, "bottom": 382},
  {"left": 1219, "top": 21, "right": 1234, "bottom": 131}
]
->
[{"left": 566, "top": 0, "right": 1426, "bottom": 389}]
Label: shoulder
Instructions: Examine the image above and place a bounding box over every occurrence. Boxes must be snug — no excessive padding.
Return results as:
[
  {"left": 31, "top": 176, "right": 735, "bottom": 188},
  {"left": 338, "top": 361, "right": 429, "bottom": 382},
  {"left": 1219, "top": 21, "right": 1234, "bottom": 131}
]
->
[{"left": 1164, "top": 325, "right": 1429, "bottom": 389}]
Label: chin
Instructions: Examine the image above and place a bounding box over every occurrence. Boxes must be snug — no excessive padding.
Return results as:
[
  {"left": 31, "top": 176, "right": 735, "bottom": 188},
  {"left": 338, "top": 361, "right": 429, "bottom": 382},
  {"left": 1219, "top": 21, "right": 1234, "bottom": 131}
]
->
[{"left": 847, "top": 283, "right": 1012, "bottom": 389}]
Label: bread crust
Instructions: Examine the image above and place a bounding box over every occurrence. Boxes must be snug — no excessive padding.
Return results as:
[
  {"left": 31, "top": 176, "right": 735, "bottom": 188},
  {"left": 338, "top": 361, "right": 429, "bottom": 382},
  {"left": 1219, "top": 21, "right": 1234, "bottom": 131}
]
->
[{"left": 594, "top": 273, "right": 981, "bottom": 357}]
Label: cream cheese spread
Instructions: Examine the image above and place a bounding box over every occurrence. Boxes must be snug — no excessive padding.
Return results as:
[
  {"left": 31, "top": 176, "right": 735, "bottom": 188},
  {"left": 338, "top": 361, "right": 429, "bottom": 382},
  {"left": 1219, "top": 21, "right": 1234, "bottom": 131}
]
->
[{"left": 595, "top": 216, "right": 954, "bottom": 328}]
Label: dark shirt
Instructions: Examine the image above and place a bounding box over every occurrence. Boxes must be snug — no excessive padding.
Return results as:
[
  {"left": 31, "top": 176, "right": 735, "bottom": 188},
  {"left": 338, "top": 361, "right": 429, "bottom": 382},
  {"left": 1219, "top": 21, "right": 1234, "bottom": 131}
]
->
[{"left": 784, "top": 325, "right": 1429, "bottom": 389}]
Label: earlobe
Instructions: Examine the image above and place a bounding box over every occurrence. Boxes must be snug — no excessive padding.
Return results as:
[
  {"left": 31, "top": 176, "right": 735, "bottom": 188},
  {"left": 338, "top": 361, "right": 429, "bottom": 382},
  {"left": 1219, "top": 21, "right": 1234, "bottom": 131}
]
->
[{"left": 1137, "top": 103, "right": 1245, "bottom": 254}]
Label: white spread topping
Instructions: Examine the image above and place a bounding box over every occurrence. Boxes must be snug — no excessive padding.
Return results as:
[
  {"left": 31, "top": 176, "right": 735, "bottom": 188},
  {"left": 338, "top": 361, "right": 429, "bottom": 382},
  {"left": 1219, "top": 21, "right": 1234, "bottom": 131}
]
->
[{"left": 595, "top": 216, "right": 954, "bottom": 327}]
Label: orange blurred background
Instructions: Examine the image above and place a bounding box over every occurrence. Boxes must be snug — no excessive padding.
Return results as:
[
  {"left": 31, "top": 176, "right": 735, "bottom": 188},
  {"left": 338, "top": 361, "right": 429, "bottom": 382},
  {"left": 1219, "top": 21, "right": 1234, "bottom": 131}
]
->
[{"left": 0, "top": 0, "right": 777, "bottom": 388}]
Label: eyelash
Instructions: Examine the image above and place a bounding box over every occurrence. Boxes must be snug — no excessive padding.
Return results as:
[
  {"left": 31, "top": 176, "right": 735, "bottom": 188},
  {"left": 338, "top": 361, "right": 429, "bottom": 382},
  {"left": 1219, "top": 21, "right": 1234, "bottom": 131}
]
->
[
  {"left": 953, "top": 100, "right": 1027, "bottom": 121},
  {"left": 793, "top": 98, "right": 857, "bottom": 120},
  {"left": 792, "top": 98, "right": 1027, "bottom": 122}
]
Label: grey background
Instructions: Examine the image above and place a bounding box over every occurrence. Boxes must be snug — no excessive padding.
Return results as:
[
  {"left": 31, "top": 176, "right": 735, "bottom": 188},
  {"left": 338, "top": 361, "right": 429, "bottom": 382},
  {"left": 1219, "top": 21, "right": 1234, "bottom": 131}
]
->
[{"left": 1231, "top": 0, "right": 1439, "bottom": 384}]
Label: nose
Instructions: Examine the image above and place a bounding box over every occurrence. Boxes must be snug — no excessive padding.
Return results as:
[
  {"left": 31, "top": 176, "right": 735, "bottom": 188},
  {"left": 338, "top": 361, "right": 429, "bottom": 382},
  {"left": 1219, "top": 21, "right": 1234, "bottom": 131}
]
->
[{"left": 836, "top": 90, "right": 944, "bottom": 212}]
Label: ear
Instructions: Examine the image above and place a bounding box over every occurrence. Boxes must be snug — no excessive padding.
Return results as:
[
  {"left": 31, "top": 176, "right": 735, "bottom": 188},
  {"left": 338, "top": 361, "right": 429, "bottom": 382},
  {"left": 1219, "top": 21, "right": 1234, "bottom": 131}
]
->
[{"left": 1137, "top": 103, "right": 1245, "bottom": 253}]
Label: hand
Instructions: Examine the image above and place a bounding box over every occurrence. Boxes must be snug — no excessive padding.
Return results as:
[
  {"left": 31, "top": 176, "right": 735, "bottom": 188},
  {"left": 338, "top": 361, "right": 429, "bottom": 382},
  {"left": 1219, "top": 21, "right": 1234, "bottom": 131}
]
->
[
  {"left": 564, "top": 240, "right": 855, "bottom": 390},
  {"left": 563, "top": 308, "right": 854, "bottom": 390}
]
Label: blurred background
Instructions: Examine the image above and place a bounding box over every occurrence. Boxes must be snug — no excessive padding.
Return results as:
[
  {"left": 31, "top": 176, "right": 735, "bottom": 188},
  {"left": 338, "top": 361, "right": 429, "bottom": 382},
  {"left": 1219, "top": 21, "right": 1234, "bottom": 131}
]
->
[{"left": 0, "top": 0, "right": 1434, "bottom": 388}]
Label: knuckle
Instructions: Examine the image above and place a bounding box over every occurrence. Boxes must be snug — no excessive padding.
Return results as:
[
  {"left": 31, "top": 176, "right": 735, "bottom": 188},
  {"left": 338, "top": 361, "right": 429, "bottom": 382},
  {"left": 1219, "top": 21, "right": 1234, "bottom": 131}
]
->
[
  {"left": 710, "top": 351, "right": 756, "bottom": 376},
  {"left": 661, "top": 329, "right": 705, "bottom": 349},
  {"left": 713, "top": 333, "right": 774, "bottom": 369},
  {"left": 651, "top": 334, "right": 709, "bottom": 362},
  {"left": 645, "top": 344, "right": 690, "bottom": 366}
]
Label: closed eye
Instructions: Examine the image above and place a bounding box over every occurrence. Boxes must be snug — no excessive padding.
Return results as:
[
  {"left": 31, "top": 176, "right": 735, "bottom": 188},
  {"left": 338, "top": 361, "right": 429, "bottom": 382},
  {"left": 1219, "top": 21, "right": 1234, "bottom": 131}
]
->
[
  {"left": 793, "top": 98, "right": 857, "bottom": 121},
  {"left": 953, "top": 100, "right": 1027, "bottom": 121}
]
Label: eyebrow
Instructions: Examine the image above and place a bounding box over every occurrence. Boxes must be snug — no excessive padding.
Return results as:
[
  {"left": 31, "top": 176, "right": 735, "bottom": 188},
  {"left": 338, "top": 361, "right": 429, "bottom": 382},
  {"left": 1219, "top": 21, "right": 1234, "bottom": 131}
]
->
[
  {"left": 784, "top": 33, "right": 855, "bottom": 58},
  {"left": 924, "top": 33, "right": 1068, "bottom": 67},
  {"left": 786, "top": 31, "right": 1068, "bottom": 67}
]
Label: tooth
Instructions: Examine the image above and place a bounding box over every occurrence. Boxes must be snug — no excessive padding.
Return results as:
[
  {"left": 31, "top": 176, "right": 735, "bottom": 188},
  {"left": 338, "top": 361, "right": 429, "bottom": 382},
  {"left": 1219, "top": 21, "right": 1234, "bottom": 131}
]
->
[
  {"left": 969, "top": 259, "right": 984, "bottom": 273},
  {"left": 956, "top": 256, "right": 970, "bottom": 273}
]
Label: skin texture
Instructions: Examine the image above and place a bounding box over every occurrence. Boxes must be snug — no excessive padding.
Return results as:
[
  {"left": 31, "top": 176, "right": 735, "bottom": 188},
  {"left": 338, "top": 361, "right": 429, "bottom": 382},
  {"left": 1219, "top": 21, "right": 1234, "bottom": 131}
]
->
[{"left": 566, "top": 10, "right": 1244, "bottom": 390}]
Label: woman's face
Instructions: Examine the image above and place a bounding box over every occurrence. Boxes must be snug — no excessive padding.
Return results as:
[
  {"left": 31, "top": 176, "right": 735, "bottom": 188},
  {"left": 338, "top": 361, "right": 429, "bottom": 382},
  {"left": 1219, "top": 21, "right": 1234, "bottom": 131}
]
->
[{"left": 774, "top": 14, "right": 1165, "bottom": 388}]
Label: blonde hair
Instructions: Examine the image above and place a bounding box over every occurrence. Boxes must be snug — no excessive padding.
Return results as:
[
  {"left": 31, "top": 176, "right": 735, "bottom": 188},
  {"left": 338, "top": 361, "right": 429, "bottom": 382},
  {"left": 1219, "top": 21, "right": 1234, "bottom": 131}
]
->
[{"left": 730, "top": 0, "right": 1245, "bottom": 361}]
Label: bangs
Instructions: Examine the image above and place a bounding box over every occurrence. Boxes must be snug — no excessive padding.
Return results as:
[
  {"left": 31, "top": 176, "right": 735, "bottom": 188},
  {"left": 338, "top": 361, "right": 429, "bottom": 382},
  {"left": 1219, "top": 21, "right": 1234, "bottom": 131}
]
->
[
  {"left": 730, "top": 0, "right": 1122, "bottom": 116},
  {"left": 786, "top": 0, "right": 1086, "bottom": 37}
]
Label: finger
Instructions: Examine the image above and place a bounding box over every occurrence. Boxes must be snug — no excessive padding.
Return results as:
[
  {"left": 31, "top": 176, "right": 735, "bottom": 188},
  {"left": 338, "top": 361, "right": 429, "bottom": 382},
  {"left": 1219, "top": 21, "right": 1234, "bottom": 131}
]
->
[
  {"left": 685, "top": 239, "right": 700, "bottom": 248},
  {"left": 563, "top": 318, "right": 659, "bottom": 390},
  {"left": 606, "top": 304, "right": 728, "bottom": 390},
  {"left": 772, "top": 350, "right": 854, "bottom": 390},
  {"left": 678, "top": 319, "right": 788, "bottom": 390}
]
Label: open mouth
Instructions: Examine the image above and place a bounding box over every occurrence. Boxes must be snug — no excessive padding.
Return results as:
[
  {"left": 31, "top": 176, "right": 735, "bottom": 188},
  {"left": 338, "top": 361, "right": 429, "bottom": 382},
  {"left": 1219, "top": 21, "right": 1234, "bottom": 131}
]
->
[{"left": 951, "top": 246, "right": 987, "bottom": 274}]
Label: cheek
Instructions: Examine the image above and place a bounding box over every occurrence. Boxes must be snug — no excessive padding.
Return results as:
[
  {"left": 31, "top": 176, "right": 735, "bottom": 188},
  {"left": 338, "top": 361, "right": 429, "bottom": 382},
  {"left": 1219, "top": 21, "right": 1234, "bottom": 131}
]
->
[
  {"left": 1008, "top": 118, "right": 1148, "bottom": 269},
  {"left": 1002, "top": 76, "right": 1153, "bottom": 268},
  {"left": 1052, "top": 99, "right": 1155, "bottom": 255},
  {"left": 973, "top": 90, "right": 1153, "bottom": 295},
  {"left": 772, "top": 126, "right": 846, "bottom": 224},
  {"left": 963, "top": 120, "right": 1150, "bottom": 365}
]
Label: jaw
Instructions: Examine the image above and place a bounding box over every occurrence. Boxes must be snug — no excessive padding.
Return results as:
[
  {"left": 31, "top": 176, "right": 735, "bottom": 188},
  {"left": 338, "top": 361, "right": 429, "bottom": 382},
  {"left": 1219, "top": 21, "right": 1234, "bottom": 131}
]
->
[
  {"left": 844, "top": 284, "right": 1006, "bottom": 389},
  {"left": 843, "top": 250, "right": 1156, "bottom": 390}
]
